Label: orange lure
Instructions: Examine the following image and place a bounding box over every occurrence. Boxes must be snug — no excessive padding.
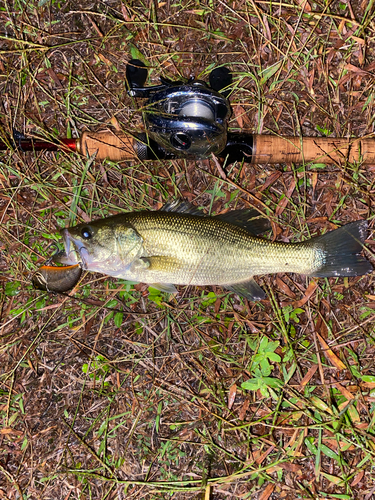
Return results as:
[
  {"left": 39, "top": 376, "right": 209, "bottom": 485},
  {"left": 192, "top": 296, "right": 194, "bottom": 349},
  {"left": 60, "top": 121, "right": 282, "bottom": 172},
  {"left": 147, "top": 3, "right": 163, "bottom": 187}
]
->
[{"left": 32, "top": 264, "right": 82, "bottom": 293}]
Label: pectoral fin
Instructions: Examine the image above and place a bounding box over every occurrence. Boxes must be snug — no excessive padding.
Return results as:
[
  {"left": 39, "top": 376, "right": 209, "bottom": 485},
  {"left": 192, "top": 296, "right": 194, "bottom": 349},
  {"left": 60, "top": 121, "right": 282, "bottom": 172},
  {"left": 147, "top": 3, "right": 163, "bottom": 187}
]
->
[
  {"left": 144, "top": 255, "right": 182, "bottom": 271},
  {"left": 224, "top": 278, "right": 265, "bottom": 301},
  {"left": 141, "top": 256, "right": 181, "bottom": 293}
]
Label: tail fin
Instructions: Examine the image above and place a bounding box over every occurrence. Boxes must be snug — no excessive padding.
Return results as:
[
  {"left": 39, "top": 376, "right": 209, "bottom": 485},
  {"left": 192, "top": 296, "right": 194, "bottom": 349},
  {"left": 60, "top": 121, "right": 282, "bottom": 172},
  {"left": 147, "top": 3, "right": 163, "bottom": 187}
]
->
[{"left": 311, "top": 220, "right": 372, "bottom": 277}]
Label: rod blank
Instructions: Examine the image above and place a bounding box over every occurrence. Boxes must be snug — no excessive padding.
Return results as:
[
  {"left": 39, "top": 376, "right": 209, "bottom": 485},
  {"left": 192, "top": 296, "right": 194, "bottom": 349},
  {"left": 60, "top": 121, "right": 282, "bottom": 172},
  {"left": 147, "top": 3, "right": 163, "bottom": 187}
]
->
[{"left": 2, "top": 130, "right": 375, "bottom": 165}]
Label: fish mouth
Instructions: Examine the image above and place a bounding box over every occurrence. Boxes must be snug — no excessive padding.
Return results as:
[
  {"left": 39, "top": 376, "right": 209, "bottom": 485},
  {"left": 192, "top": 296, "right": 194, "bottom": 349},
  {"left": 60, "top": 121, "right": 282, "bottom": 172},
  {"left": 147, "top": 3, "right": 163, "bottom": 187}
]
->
[{"left": 53, "top": 229, "right": 89, "bottom": 268}]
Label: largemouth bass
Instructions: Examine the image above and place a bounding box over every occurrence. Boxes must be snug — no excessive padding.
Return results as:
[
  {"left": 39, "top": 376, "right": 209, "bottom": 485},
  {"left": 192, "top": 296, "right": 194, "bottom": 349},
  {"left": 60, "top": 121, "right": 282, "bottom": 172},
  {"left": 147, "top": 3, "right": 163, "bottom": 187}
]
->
[{"left": 54, "top": 200, "right": 372, "bottom": 300}]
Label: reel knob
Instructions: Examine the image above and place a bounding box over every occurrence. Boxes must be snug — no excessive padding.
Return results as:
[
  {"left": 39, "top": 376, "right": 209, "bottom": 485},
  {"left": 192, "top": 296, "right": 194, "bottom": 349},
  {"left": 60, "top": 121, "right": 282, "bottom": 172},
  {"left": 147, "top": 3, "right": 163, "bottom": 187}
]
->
[{"left": 170, "top": 132, "right": 191, "bottom": 150}]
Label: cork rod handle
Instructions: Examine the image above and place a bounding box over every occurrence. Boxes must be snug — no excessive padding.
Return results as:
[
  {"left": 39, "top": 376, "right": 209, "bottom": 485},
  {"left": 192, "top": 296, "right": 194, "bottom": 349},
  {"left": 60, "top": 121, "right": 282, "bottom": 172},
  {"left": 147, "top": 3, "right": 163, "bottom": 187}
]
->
[
  {"left": 252, "top": 135, "right": 375, "bottom": 164},
  {"left": 78, "top": 130, "right": 138, "bottom": 161}
]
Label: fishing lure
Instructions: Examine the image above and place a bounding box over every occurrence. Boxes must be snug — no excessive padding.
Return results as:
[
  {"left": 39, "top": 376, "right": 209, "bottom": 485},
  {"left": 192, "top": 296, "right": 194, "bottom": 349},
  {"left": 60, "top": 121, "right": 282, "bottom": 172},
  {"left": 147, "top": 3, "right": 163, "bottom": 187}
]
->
[{"left": 32, "top": 264, "right": 82, "bottom": 293}]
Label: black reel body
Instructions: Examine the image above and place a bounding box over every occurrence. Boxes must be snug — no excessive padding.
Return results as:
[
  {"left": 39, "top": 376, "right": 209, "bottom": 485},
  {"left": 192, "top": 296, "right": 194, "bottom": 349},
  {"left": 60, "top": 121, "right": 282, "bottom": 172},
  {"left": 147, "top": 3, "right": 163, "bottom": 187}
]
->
[{"left": 126, "top": 59, "right": 253, "bottom": 163}]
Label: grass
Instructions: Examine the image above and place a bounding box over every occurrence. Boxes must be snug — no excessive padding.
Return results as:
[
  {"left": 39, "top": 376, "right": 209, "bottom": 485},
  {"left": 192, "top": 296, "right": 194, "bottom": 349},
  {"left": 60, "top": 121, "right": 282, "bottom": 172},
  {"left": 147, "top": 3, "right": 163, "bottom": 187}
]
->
[{"left": 1, "top": 0, "right": 375, "bottom": 498}]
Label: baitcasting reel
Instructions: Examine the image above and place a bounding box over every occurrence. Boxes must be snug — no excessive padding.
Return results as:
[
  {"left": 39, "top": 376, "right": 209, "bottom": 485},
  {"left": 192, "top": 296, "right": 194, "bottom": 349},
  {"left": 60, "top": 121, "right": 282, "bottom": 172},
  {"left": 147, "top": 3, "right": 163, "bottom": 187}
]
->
[
  {"left": 0, "top": 60, "right": 254, "bottom": 165},
  {"left": 126, "top": 60, "right": 238, "bottom": 160}
]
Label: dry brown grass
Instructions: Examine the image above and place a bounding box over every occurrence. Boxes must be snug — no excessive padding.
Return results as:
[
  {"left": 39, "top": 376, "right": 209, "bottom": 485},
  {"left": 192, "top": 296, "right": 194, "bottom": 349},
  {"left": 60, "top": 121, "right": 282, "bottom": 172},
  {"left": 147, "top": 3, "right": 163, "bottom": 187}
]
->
[{"left": 1, "top": 0, "right": 375, "bottom": 499}]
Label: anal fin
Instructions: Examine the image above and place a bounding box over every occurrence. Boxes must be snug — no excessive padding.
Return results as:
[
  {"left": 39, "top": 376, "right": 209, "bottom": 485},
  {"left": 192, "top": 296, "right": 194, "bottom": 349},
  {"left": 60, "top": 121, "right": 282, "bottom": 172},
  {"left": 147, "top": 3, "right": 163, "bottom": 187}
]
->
[
  {"left": 224, "top": 278, "right": 265, "bottom": 301},
  {"left": 149, "top": 283, "right": 178, "bottom": 293}
]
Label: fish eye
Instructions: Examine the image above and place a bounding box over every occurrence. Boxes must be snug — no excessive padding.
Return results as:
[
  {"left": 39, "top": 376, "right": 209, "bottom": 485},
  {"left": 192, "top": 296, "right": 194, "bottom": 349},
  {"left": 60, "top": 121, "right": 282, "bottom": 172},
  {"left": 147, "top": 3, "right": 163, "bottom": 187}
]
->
[{"left": 81, "top": 227, "right": 93, "bottom": 240}]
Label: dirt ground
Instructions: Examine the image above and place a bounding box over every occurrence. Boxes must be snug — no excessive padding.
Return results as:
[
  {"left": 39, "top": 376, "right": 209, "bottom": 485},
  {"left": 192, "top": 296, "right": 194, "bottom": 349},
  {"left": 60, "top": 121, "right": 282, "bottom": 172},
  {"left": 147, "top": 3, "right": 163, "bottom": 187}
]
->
[{"left": 1, "top": 1, "right": 375, "bottom": 499}]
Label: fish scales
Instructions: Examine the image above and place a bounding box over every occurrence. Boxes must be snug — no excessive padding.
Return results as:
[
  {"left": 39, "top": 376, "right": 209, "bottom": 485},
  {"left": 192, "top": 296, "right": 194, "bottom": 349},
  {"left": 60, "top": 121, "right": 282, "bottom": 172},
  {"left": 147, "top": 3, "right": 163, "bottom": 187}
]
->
[{"left": 122, "top": 212, "right": 321, "bottom": 285}]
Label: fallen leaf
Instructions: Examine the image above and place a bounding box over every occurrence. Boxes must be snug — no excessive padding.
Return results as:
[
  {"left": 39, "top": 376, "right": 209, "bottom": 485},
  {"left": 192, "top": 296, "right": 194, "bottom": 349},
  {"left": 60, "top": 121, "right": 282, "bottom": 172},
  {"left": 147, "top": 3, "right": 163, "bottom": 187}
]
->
[
  {"left": 346, "top": 404, "right": 361, "bottom": 423},
  {"left": 362, "top": 381, "right": 375, "bottom": 389},
  {"left": 275, "top": 179, "right": 296, "bottom": 216},
  {"left": 293, "top": 281, "right": 317, "bottom": 308},
  {"left": 98, "top": 53, "right": 111, "bottom": 66},
  {"left": 110, "top": 116, "right": 122, "bottom": 130},
  {"left": 259, "top": 483, "right": 275, "bottom": 500},
  {"left": 258, "top": 171, "right": 282, "bottom": 192},
  {"left": 233, "top": 105, "right": 251, "bottom": 128},
  {"left": 285, "top": 429, "right": 299, "bottom": 448},
  {"left": 317, "top": 333, "right": 346, "bottom": 371},
  {"left": 121, "top": 3, "right": 133, "bottom": 21},
  {"left": 276, "top": 276, "right": 296, "bottom": 298},
  {"left": 211, "top": 154, "right": 226, "bottom": 180},
  {"left": 323, "top": 438, "right": 354, "bottom": 452},
  {"left": 255, "top": 445, "right": 275, "bottom": 464},
  {"left": 266, "top": 465, "right": 282, "bottom": 474},
  {"left": 0, "top": 427, "right": 22, "bottom": 435},
  {"left": 238, "top": 399, "right": 250, "bottom": 420},
  {"left": 262, "top": 14, "right": 272, "bottom": 41},
  {"left": 345, "top": 63, "right": 370, "bottom": 75},
  {"left": 310, "top": 396, "right": 333, "bottom": 414},
  {"left": 351, "top": 469, "right": 365, "bottom": 487},
  {"left": 295, "top": 0, "right": 311, "bottom": 12},
  {"left": 279, "top": 462, "right": 303, "bottom": 472},
  {"left": 320, "top": 472, "right": 344, "bottom": 485},
  {"left": 228, "top": 384, "right": 237, "bottom": 410},
  {"left": 299, "top": 364, "right": 318, "bottom": 388},
  {"left": 334, "top": 382, "right": 355, "bottom": 400}
]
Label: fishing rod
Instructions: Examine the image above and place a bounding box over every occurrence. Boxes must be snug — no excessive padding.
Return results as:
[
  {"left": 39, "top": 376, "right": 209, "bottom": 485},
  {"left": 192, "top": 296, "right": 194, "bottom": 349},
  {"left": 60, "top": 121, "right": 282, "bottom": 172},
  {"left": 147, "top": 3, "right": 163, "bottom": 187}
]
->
[{"left": 3, "top": 59, "right": 375, "bottom": 165}]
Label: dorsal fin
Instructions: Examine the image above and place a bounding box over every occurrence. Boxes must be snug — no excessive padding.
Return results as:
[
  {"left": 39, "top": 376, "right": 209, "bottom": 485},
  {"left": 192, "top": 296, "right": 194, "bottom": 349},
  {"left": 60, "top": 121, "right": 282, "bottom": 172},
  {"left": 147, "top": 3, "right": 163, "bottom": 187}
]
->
[
  {"left": 160, "top": 200, "right": 270, "bottom": 235},
  {"left": 160, "top": 199, "right": 203, "bottom": 216},
  {"left": 214, "top": 209, "right": 270, "bottom": 235}
]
